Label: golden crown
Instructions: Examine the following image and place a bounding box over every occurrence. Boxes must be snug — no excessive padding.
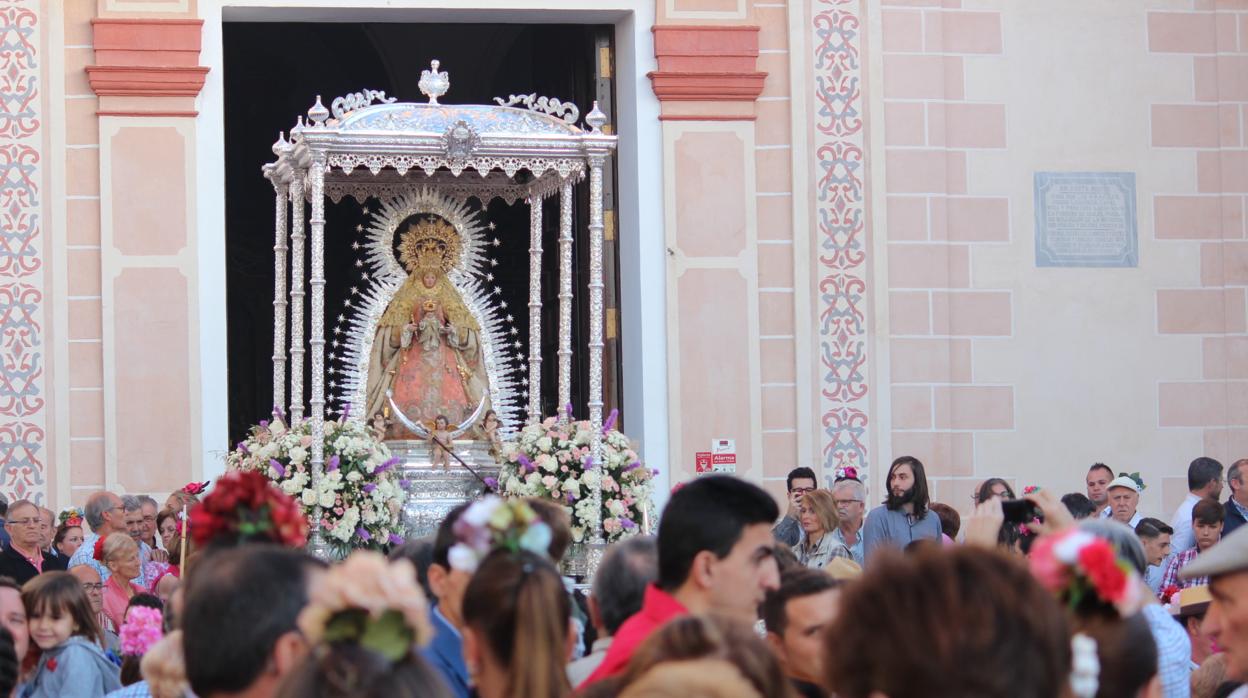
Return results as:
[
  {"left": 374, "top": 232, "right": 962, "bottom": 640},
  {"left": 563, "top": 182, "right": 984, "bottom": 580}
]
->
[{"left": 397, "top": 217, "right": 461, "bottom": 274}]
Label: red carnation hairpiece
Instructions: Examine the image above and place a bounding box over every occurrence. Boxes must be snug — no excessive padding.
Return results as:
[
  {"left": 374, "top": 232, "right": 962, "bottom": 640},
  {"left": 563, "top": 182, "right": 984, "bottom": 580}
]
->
[
  {"left": 182, "top": 481, "right": 210, "bottom": 496},
  {"left": 92, "top": 536, "right": 106, "bottom": 563},
  {"left": 190, "top": 471, "right": 307, "bottom": 549}
]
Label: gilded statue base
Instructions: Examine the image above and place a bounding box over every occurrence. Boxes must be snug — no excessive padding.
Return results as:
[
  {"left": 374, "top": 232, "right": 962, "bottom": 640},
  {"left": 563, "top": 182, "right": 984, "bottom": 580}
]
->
[{"left": 391, "top": 439, "right": 500, "bottom": 538}]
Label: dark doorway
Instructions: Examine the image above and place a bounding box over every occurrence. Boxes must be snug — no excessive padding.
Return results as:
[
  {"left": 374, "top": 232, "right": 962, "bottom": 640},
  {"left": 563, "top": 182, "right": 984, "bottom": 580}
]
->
[{"left": 223, "top": 22, "right": 619, "bottom": 443}]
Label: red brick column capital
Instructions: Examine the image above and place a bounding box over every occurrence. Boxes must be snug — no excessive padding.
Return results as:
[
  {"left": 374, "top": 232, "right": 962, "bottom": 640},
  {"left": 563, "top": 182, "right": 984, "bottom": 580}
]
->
[
  {"left": 86, "top": 18, "right": 209, "bottom": 116},
  {"left": 648, "top": 25, "right": 767, "bottom": 114}
]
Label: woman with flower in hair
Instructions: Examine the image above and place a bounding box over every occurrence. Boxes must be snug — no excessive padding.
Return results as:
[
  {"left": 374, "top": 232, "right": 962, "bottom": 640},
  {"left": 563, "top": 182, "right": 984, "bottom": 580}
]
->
[
  {"left": 435, "top": 496, "right": 571, "bottom": 698},
  {"left": 1029, "top": 527, "right": 1161, "bottom": 698},
  {"left": 275, "top": 552, "right": 451, "bottom": 698},
  {"left": 461, "top": 549, "right": 573, "bottom": 698},
  {"left": 115, "top": 594, "right": 164, "bottom": 688},
  {"left": 98, "top": 534, "right": 145, "bottom": 634},
  {"left": 53, "top": 510, "right": 85, "bottom": 560}
]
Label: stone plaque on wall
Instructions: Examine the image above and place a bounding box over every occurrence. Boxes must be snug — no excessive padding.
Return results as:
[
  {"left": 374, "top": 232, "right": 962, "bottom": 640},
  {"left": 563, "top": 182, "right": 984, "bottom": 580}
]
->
[{"left": 1034, "top": 172, "right": 1137, "bottom": 268}]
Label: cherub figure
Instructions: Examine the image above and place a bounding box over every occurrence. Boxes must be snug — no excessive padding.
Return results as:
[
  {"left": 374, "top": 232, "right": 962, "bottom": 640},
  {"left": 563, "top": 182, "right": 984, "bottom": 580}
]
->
[
  {"left": 478, "top": 410, "right": 502, "bottom": 462},
  {"left": 371, "top": 412, "right": 390, "bottom": 442},
  {"left": 430, "top": 414, "right": 453, "bottom": 471}
]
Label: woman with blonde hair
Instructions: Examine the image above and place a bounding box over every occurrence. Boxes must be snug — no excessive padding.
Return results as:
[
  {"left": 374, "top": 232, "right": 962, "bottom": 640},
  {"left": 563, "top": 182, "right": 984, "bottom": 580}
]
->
[
  {"left": 97, "top": 533, "right": 145, "bottom": 632},
  {"left": 796, "top": 489, "right": 851, "bottom": 570}
]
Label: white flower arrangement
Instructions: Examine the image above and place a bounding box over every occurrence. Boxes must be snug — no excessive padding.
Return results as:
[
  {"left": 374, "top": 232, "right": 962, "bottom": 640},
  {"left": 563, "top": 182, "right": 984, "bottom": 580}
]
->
[
  {"left": 225, "top": 414, "right": 405, "bottom": 554},
  {"left": 497, "top": 412, "right": 654, "bottom": 544}
]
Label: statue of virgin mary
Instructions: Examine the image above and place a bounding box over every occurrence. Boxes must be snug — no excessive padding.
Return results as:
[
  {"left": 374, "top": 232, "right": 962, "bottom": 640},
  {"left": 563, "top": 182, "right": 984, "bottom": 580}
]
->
[{"left": 364, "top": 216, "right": 491, "bottom": 439}]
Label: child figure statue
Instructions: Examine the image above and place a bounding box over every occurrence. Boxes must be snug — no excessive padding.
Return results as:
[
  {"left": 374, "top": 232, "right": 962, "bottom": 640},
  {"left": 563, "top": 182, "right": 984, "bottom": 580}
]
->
[
  {"left": 478, "top": 410, "right": 503, "bottom": 463},
  {"left": 371, "top": 412, "right": 390, "bottom": 442},
  {"left": 430, "top": 415, "right": 453, "bottom": 471}
]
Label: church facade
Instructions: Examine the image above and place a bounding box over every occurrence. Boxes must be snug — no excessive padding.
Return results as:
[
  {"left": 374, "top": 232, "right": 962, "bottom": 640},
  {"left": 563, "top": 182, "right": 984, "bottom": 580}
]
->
[{"left": 5, "top": 0, "right": 1245, "bottom": 517}]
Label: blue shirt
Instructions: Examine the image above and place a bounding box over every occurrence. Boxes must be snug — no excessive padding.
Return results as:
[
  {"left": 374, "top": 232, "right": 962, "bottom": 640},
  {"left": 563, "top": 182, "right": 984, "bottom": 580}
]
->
[
  {"left": 861, "top": 505, "right": 942, "bottom": 564},
  {"left": 421, "top": 605, "right": 470, "bottom": 698},
  {"left": 1142, "top": 602, "right": 1192, "bottom": 698}
]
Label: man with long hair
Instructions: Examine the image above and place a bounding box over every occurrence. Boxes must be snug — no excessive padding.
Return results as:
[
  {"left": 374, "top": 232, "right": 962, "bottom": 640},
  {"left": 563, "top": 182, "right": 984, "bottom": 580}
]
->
[{"left": 860, "top": 456, "right": 941, "bottom": 564}]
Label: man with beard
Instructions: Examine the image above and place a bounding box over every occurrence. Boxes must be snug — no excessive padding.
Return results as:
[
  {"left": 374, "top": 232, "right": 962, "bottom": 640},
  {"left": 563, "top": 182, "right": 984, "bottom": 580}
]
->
[{"left": 861, "top": 456, "right": 941, "bottom": 565}]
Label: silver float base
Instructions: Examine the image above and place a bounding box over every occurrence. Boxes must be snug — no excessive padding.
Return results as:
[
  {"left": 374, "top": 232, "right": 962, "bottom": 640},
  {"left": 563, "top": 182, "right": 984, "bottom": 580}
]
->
[{"left": 390, "top": 439, "right": 500, "bottom": 539}]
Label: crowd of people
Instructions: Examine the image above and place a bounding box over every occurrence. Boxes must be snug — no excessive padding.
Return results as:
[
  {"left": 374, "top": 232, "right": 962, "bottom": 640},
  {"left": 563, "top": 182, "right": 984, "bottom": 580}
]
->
[{"left": 0, "top": 456, "right": 1238, "bottom": 697}]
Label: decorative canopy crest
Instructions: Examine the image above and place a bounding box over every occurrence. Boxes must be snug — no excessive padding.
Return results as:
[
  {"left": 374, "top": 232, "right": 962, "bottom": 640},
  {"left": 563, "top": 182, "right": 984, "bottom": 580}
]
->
[{"left": 419, "top": 60, "right": 450, "bottom": 105}]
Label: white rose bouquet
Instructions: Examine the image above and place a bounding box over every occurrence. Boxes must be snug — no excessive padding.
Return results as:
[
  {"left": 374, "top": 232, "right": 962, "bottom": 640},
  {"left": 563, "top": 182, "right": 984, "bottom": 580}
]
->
[
  {"left": 497, "top": 410, "right": 653, "bottom": 544},
  {"left": 225, "top": 412, "right": 406, "bottom": 555}
]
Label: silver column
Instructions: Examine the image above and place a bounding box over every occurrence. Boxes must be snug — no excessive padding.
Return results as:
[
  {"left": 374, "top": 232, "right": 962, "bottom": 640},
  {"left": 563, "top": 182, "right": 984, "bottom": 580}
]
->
[
  {"left": 528, "top": 195, "right": 543, "bottom": 423},
  {"left": 587, "top": 153, "right": 606, "bottom": 545},
  {"left": 306, "top": 150, "right": 330, "bottom": 558},
  {"left": 557, "top": 182, "right": 573, "bottom": 422},
  {"left": 288, "top": 173, "right": 307, "bottom": 421},
  {"left": 271, "top": 176, "right": 289, "bottom": 413}
]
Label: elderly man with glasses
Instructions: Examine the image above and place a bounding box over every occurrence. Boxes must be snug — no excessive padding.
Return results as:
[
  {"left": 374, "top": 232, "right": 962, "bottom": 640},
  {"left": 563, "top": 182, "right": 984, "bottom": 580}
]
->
[
  {"left": 0, "top": 500, "right": 67, "bottom": 584},
  {"left": 829, "top": 479, "right": 867, "bottom": 566},
  {"left": 67, "top": 490, "right": 144, "bottom": 587}
]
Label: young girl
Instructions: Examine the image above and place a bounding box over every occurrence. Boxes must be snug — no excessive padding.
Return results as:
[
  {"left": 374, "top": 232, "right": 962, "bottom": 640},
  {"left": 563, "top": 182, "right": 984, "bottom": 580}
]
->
[
  {"left": 430, "top": 415, "right": 453, "bottom": 471},
  {"left": 19, "top": 571, "right": 121, "bottom": 697}
]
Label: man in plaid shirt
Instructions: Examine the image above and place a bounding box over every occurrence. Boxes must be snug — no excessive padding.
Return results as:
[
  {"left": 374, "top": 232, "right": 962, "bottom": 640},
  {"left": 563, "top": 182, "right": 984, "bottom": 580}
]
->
[{"left": 1160, "top": 497, "right": 1224, "bottom": 596}]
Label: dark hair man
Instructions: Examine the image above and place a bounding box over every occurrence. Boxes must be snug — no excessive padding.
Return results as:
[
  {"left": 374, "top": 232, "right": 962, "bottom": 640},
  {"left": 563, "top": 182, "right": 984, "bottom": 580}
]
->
[
  {"left": 1171, "top": 457, "right": 1225, "bottom": 554},
  {"left": 763, "top": 568, "right": 842, "bottom": 698},
  {"left": 582, "top": 475, "right": 780, "bottom": 686},
  {"left": 1162, "top": 498, "right": 1225, "bottom": 592},
  {"left": 1226, "top": 459, "right": 1248, "bottom": 538},
  {"left": 1135, "top": 517, "right": 1175, "bottom": 594},
  {"left": 182, "top": 545, "right": 321, "bottom": 698},
  {"left": 568, "top": 535, "right": 658, "bottom": 685},
  {"left": 774, "top": 467, "right": 817, "bottom": 547},
  {"left": 1085, "top": 463, "right": 1114, "bottom": 515},
  {"left": 1060, "top": 492, "right": 1096, "bottom": 520},
  {"left": 0, "top": 501, "right": 65, "bottom": 584},
  {"left": 861, "top": 456, "right": 941, "bottom": 564},
  {"left": 421, "top": 502, "right": 472, "bottom": 698}
]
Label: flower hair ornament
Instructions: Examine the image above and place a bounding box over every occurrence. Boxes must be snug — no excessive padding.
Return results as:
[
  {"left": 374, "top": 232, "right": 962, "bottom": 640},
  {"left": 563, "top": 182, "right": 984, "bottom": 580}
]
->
[
  {"left": 297, "top": 552, "right": 433, "bottom": 662},
  {"left": 58, "top": 507, "right": 84, "bottom": 528},
  {"left": 1028, "top": 528, "right": 1142, "bottom": 617},
  {"left": 120, "top": 606, "right": 164, "bottom": 657},
  {"left": 181, "top": 481, "right": 210, "bottom": 496},
  {"left": 1069, "top": 633, "right": 1100, "bottom": 698},
  {"left": 833, "top": 466, "right": 861, "bottom": 483},
  {"left": 448, "top": 496, "right": 552, "bottom": 573},
  {"left": 189, "top": 470, "right": 308, "bottom": 548},
  {"left": 92, "top": 536, "right": 106, "bottom": 563}
]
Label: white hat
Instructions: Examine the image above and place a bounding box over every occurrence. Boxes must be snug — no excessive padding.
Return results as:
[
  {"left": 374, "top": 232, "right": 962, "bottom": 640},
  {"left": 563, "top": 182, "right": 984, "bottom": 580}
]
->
[{"left": 1107, "top": 475, "right": 1142, "bottom": 493}]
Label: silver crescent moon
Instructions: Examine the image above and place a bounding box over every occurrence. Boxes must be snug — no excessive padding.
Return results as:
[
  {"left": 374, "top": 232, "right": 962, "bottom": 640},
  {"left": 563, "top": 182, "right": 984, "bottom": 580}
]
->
[{"left": 386, "top": 390, "right": 488, "bottom": 441}]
